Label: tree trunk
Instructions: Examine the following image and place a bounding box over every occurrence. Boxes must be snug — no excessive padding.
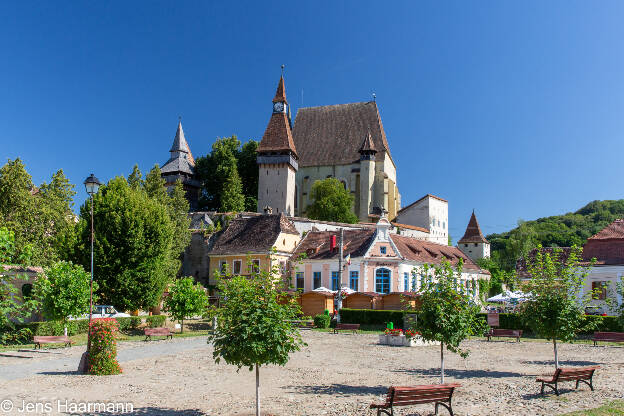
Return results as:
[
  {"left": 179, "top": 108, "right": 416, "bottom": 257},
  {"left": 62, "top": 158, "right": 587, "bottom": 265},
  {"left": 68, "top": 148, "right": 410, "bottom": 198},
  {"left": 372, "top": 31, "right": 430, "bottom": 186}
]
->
[
  {"left": 255, "top": 364, "right": 260, "bottom": 416},
  {"left": 440, "top": 342, "right": 445, "bottom": 384},
  {"left": 553, "top": 339, "right": 559, "bottom": 369},
  {"left": 181, "top": 319, "right": 184, "bottom": 334}
]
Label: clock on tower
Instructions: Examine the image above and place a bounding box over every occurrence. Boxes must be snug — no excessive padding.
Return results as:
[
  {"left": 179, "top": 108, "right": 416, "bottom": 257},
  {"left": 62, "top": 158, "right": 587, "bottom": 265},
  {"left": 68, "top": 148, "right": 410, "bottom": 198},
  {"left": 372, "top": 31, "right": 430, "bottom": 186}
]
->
[{"left": 273, "top": 101, "right": 285, "bottom": 113}]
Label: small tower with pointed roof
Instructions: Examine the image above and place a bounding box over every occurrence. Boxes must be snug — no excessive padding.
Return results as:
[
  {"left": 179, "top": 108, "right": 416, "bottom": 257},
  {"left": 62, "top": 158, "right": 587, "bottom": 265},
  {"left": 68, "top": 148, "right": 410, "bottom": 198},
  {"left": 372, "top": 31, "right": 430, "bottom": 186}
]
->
[
  {"left": 256, "top": 73, "right": 299, "bottom": 216},
  {"left": 161, "top": 121, "right": 200, "bottom": 210},
  {"left": 358, "top": 131, "right": 377, "bottom": 220},
  {"left": 457, "top": 211, "right": 490, "bottom": 262}
]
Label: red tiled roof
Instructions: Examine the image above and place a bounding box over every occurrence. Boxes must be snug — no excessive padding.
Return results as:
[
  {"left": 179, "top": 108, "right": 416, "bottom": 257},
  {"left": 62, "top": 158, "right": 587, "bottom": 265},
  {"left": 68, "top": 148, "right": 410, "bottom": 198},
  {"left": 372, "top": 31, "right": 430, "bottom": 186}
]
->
[
  {"left": 273, "top": 76, "right": 287, "bottom": 104},
  {"left": 257, "top": 77, "right": 298, "bottom": 156},
  {"left": 390, "top": 234, "right": 484, "bottom": 272},
  {"left": 292, "top": 101, "right": 392, "bottom": 167},
  {"left": 391, "top": 222, "right": 429, "bottom": 233},
  {"left": 292, "top": 229, "right": 376, "bottom": 261},
  {"left": 458, "top": 211, "right": 488, "bottom": 244},
  {"left": 588, "top": 219, "right": 624, "bottom": 240}
]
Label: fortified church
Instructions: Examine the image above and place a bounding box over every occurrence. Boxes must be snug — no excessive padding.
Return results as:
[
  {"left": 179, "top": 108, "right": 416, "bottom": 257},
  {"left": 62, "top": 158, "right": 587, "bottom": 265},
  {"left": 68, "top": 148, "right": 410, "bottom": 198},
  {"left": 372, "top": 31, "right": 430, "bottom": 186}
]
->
[{"left": 158, "top": 73, "right": 491, "bottom": 287}]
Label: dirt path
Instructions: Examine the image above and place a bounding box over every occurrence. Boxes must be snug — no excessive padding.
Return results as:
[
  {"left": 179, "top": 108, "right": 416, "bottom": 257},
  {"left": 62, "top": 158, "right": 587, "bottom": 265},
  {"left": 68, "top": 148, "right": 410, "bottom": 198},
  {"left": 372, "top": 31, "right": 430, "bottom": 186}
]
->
[{"left": 0, "top": 332, "right": 622, "bottom": 415}]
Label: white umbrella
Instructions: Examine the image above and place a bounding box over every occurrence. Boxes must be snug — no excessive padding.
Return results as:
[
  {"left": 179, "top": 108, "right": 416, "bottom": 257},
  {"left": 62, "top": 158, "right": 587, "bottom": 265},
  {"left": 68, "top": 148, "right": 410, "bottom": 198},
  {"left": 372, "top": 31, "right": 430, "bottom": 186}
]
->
[
  {"left": 486, "top": 290, "right": 515, "bottom": 303},
  {"left": 339, "top": 286, "right": 355, "bottom": 294},
  {"left": 313, "top": 286, "right": 333, "bottom": 293}
]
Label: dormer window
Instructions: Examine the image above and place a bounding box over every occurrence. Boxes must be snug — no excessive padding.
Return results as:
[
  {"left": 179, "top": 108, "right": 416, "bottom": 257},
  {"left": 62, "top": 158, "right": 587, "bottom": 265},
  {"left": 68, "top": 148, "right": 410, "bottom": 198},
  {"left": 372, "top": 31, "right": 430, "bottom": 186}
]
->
[{"left": 380, "top": 246, "right": 387, "bottom": 254}]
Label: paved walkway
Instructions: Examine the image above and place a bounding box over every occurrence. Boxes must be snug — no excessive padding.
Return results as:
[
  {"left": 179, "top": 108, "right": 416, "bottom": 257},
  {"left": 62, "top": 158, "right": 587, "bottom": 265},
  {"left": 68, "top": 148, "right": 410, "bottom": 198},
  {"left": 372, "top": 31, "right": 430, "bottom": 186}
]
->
[{"left": 0, "top": 336, "right": 209, "bottom": 381}]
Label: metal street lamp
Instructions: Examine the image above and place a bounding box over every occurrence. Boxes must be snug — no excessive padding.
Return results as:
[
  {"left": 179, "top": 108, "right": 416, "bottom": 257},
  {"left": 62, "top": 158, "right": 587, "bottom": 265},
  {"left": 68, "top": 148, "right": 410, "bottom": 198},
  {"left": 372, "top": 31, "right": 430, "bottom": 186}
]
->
[{"left": 79, "top": 173, "right": 101, "bottom": 372}]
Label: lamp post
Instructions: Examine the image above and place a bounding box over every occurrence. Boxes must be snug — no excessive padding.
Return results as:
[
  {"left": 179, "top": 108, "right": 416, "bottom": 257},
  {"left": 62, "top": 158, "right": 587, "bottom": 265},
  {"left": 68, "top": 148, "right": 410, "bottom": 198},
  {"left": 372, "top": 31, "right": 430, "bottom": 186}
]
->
[{"left": 79, "top": 173, "right": 101, "bottom": 373}]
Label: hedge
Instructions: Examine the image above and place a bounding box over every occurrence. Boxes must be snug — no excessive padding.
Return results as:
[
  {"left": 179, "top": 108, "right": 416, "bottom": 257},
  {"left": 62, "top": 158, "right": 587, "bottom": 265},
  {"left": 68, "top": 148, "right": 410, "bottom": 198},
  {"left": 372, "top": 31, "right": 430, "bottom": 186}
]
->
[
  {"left": 146, "top": 315, "right": 166, "bottom": 328},
  {"left": 339, "top": 308, "right": 407, "bottom": 328},
  {"left": 338, "top": 309, "right": 623, "bottom": 334},
  {"left": 313, "top": 314, "right": 330, "bottom": 329}
]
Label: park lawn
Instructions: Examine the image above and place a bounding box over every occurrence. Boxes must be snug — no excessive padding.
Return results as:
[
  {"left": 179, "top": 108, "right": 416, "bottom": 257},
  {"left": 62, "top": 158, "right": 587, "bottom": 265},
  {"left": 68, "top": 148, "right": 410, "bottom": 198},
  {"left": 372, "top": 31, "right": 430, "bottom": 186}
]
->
[
  {"left": 0, "top": 320, "right": 211, "bottom": 352},
  {"left": 561, "top": 401, "right": 624, "bottom": 415}
]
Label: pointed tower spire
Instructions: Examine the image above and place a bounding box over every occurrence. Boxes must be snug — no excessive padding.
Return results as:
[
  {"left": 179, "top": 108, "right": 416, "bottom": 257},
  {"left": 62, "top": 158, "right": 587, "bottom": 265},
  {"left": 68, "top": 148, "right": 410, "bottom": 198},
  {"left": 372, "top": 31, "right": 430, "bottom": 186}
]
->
[
  {"left": 257, "top": 73, "right": 298, "bottom": 157},
  {"left": 359, "top": 130, "right": 378, "bottom": 154},
  {"left": 458, "top": 211, "right": 488, "bottom": 244},
  {"left": 169, "top": 121, "right": 194, "bottom": 165}
]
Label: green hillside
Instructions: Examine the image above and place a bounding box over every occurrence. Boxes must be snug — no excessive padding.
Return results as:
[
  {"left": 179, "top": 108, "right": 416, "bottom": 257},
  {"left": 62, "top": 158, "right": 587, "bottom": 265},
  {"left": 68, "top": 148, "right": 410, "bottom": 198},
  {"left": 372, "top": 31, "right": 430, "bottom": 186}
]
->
[{"left": 486, "top": 200, "right": 624, "bottom": 270}]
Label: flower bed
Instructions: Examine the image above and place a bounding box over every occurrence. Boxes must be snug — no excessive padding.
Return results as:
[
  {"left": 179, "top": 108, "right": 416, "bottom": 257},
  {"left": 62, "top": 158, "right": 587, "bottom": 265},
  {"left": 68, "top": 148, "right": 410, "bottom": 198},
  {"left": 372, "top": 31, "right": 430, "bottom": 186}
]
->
[{"left": 378, "top": 328, "right": 439, "bottom": 347}]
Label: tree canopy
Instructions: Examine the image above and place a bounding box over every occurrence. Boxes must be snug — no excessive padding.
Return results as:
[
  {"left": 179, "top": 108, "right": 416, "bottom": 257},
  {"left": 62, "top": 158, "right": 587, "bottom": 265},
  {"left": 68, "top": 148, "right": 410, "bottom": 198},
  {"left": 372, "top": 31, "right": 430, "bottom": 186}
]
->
[
  {"left": 518, "top": 245, "right": 597, "bottom": 368},
  {"left": 0, "top": 158, "right": 75, "bottom": 265},
  {"left": 195, "top": 136, "right": 259, "bottom": 212},
  {"left": 487, "top": 199, "right": 624, "bottom": 271},
  {"left": 306, "top": 178, "right": 358, "bottom": 224},
  {"left": 34, "top": 260, "right": 94, "bottom": 323},
  {"left": 414, "top": 260, "right": 484, "bottom": 383},
  {"left": 208, "top": 261, "right": 305, "bottom": 416},
  {"left": 73, "top": 176, "right": 176, "bottom": 311},
  {"left": 163, "top": 277, "right": 209, "bottom": 333}
]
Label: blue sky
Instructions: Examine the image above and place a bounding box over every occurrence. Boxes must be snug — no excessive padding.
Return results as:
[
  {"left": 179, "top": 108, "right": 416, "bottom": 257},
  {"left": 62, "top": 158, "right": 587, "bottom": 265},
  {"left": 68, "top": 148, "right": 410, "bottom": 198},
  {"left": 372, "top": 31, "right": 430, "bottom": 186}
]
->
[{"left": 1, "top": 1, "right": 623, "bottom": 242}]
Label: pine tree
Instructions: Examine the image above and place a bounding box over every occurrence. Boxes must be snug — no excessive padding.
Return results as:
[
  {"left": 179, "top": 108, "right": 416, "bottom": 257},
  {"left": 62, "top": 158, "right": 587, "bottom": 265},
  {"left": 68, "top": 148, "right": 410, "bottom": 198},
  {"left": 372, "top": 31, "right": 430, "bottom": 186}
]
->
[
  {"left": 220, "top": 169, "right": 245, "bottom": 212},
  {"left": 127, "top": 164, "right": 144, "bottom": 190}
]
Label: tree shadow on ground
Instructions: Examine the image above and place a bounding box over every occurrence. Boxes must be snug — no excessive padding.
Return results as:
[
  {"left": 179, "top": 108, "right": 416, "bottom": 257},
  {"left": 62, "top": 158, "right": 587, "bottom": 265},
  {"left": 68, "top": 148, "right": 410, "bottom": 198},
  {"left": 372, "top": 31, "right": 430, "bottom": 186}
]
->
[
  {"left": 185, "top": 321, "right": 212, "bottom": 331},
  {"left": 84, "top": 407, "right": 206, "bottom": 415},
  {"left": 283, "top": 383, "right": 387, "bottom": 396},
  {"left": 39, "top": 370, "right": 81, "bottom": 376},
  {"left": 393, "top": 368, "right": 526, "bottom": 379},
  {"left": 521, "top": 387, "right": 584, "bottom": 400},
  {"left": 521, "top": 360, "right": 601, "bottom": 366}
]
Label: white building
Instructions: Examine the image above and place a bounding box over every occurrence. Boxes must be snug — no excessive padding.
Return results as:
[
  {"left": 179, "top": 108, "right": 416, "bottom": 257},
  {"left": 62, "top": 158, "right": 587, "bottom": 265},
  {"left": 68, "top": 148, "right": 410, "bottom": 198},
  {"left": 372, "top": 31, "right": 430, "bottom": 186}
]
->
[
  {"left": 457, "top": 211, "right": 490, "bottom": 262},
  {"left": 394, "top": 194, "right": 448, "bottom": 245}
]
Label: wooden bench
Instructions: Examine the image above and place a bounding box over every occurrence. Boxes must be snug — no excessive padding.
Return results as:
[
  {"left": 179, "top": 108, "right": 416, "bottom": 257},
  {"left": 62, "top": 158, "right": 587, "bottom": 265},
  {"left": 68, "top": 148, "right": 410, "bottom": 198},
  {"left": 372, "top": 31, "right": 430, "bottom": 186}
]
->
[
  {"left": 33, "top": 336, "right": 72, "bottom": 349},
  {"left": 536, "top": 366, "right": 599, "bottom": 396},
  {"left": 370, "top": 384, "right": 461, "bottom": 416},
  {"left": 144, "top": 327, "right": 173, "bottom": 341},
  {"left": 591, "top": 331, "right": 624, "bottom": 346},
  {"left": 485, "top": 328, "right": 522, "bottom": 342},
  {"left": 333, "top": 323, "right": 360, "bottom": 334}
]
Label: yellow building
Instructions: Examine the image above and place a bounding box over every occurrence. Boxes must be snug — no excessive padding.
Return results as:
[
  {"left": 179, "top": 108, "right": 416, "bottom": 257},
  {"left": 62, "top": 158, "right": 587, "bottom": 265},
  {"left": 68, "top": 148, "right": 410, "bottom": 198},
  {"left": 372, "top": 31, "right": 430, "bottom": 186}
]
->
[{"left": 207, "top": 213, "right": 300, "bottom": 288}]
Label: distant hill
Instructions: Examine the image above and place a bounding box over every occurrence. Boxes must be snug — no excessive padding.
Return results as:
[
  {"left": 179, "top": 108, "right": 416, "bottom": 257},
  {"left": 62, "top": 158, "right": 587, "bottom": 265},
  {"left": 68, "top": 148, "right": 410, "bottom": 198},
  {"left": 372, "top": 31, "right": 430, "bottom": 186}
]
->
[{"left": 486, "top": 200, "right": 624, "bottom": 270}]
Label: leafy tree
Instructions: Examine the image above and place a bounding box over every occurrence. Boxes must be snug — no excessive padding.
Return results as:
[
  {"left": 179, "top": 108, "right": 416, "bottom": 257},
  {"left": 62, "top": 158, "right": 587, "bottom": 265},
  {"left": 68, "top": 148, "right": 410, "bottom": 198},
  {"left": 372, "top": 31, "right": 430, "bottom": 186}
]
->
[
  {"left": 477, "top": 257, "right": 514, "bottom": 295},
  {"left": 307, "top": 178, "right": 358, "bottom": 224},
  {"left": 488, "top": 199, "right": 624, "bottom": 271},
  {"left": 414, "top": 259, "right": 484, "bottom": 383},
  {"left": 517, "top": 245, "right": 596, "bottom": 368},
  {"left": 238, "top": 140, "right": 259, "bottom": 211},
  {"left": 208, "top": 261, "right": 305, "bottom": 416},
  {"left": 73, "top": 176, "right": 175, "bottom": 311},
  {"left": 0, "top": 227, "right": 38, "bottom": 332},
  {"left": 166, "top": 179, "right": 192, "bottom": 276},
  {"left": 0, "top": 159, "right": 75, "bottom": 265},
  {"left": 196, "top": 136, "right": 258, "bottom": 211},
  {"left": 33, "top": 261, "right": 94, "bottom": 325},
  {"left": 144, "top": 164, "right": 168, "bottom": 202},
  {"left": 163, "top": 277, "right": 209, "bottom": 333},
  {"left": 127, "top": 164, "right": 144, "bottom": 190}
]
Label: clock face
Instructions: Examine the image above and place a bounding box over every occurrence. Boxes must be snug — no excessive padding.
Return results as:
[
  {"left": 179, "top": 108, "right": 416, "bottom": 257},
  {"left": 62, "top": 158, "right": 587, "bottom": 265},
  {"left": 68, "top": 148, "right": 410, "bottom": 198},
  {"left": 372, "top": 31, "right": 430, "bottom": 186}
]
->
[{"left": 273, "top": 102, "right": 284, "bottom": 112}]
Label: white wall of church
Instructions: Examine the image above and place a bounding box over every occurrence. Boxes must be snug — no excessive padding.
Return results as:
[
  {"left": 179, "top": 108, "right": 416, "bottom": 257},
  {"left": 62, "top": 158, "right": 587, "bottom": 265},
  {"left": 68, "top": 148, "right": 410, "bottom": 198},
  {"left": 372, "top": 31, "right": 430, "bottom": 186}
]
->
[
  {"left": 394, "top": 196, "right": 448, "bottom": 245},
  {"left": 257, "top": 163, "right": 296, "bottom": 216}
]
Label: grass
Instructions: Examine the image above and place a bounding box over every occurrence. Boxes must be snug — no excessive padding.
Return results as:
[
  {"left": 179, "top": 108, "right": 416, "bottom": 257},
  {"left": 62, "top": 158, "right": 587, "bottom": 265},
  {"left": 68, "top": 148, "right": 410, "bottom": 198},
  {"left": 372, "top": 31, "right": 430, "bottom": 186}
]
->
[{"left": 561, "top": 401, "right": 624, "bottom": 415}]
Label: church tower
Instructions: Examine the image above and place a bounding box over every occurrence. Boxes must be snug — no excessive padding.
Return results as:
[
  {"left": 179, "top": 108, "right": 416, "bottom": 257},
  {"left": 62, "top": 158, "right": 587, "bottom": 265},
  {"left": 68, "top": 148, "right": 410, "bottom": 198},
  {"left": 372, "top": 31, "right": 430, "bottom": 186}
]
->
[
  {"left": 256, "top": 74, "right": 299, "bottom": 215},
  {"left": 358, "top": 131, "right": 377, "bottom": 221},
  {"left": 458, "top": 211, "right": 490, "bottom": 262},
  {"left": 161, "top": 121, "right": 200, "bottom": 211}
]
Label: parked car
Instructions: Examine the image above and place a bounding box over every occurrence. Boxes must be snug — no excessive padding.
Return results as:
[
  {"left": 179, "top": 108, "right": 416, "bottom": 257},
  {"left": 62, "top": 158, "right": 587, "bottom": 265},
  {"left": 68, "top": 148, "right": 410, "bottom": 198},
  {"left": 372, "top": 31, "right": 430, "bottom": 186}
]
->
[
  {"left": 70, "top": 305, "right": 131, "bottom": 320},
  {"left": 584, "top": 305, "right": 607, "bottom": 316}
]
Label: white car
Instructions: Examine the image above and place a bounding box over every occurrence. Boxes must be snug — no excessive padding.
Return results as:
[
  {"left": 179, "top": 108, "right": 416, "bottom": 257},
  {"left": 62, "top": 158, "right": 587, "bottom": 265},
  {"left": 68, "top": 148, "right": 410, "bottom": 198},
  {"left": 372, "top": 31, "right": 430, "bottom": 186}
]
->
[{"left": 70, "top": 305, "right": 131, "bottom": 320}]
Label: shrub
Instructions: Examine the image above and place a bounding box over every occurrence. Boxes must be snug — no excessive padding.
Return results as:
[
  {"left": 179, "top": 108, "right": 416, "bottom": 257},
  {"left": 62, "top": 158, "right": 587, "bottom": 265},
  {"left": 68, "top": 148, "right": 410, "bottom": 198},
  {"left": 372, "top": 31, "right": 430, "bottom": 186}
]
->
[
  {"left": 146, "top": 315, "right": 166, "bottom": 328},
  {"left": 115, "top": 316, "right": 142, "bottom": 331},
  {"left": 0, "top": 327, "right": 33, "bottom": 345},
  {"left": 339, "top": 308, "right": 406, "bottom": 328},
  {"left": 313, "top": 314, "right": 330, "bottom": 329},
  {"left": 88, "top": 318, "right": 122, "bottom": 375}
]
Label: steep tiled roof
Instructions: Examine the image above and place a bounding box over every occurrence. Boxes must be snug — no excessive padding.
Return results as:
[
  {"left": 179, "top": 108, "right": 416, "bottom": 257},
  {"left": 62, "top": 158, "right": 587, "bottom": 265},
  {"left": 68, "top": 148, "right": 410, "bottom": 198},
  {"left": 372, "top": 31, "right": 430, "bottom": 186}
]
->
[
  {"left": 209, "top": 213, "right": 298, "bottom": 255},
  {"left": 162, "top": 122, "right": 196, "bottom": 175},
  {"left": 516, "top": 247, "right": 576, "bottom": 278},
  {"left": 390, "top": 234, "right": 484, "bottom": 272},
  {"left": 358, "top": 131, "right": 377, "bottom": 153},
  {"left": 292, "top": 101, "right": 392, "bottom": 167},
  {"left": 273, "top": 76, "right": 287, "bottom": 103},
  {"left": 458, "top": 211, "right": 488, "bottom": 244},
  {"left": 391, "top": 222, "right": 430, "bottom": 233},
  {"left": 588, "top": 219, "right": 624, "bottom": 240},
  {"left": 582, "top": 219, "right": 624, "bottom": 265},
  {"left": 292, "top": 229, "right": 376, "bottom": 261},
  {"left": 257, "top": 77, "right": 298, "bottom": 156}
]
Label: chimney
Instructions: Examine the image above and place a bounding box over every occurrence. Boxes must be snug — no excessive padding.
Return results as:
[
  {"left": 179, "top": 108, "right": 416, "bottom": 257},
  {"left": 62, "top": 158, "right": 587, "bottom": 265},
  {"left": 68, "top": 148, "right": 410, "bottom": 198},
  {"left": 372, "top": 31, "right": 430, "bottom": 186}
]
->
[{"left": 330, "top": 235, "right": 337, "bottom": 251}]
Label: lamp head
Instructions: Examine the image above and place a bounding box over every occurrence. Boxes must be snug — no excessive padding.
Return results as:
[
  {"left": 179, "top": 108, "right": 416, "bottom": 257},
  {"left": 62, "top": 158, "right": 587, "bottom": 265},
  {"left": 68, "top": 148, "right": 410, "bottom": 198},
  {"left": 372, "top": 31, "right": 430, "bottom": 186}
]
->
[{"left": 83, "top": 174, "right": 101, "bottom": 196}]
